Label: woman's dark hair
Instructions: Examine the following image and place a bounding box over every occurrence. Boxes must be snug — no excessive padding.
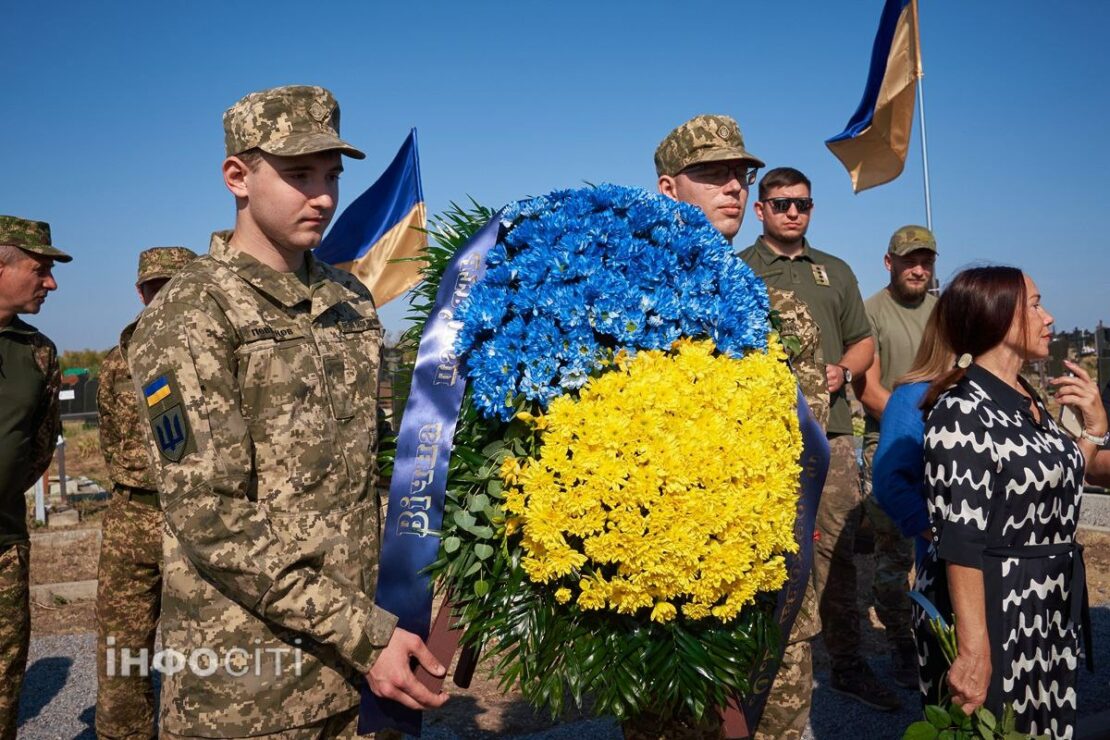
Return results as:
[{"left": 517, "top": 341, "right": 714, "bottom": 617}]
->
[{"left": 921, "top": 266, "right": 1027, "bottom": 409}]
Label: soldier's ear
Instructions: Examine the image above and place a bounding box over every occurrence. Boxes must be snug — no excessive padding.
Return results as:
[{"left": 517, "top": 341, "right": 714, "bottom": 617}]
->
[
  {"left": 753, "top": 200, "right": 766, "bottom": 223},
  {"left": 883, "top": 253, "right": 893, "bottom": 272},
  {"left": 223, "top": 156, "right": 251, "bottom": 199},
  {"left": 657, "top": 175, "right": 678, "bottom": 200}
]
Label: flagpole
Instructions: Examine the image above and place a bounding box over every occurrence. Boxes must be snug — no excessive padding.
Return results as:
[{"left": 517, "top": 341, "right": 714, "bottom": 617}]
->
[{"left": 913, "top": 0, "right": 933, "bottom": 231}]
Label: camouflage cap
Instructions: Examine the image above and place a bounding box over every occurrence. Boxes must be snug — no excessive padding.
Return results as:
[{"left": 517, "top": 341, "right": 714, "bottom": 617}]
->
[
  {"left": 888, "top": 225, "right": 938, "bottom": 256},
  {"left": 654, "top": 114, "right": 765, "bottom": 177},
  {"left": 136, "top": 246, "right": 197, "bottom": 286},
  {"left": 223, "top": 85, "right": 365, "bottom": 160},
  {"left": 0, "top": 215, "right": 73, "bottom": 263}
]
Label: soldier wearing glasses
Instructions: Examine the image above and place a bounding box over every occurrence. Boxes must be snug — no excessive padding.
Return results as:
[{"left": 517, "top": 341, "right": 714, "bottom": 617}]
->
[
  {"left": 652, "top": 116, "right": 829, "bottom": 740},
  {"left": 740, "top": 169, "right": 897, "bottom": 712}
]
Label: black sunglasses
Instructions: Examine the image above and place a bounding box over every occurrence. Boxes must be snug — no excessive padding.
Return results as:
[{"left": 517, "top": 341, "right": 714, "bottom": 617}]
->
[{"left": 763, "top": 197, "right": 814, "bottom": 214}]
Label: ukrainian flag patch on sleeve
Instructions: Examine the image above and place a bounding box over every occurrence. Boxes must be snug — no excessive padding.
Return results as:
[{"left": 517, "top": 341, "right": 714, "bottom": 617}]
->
[{"left": 144, "top": 375, "right": 172, "bottom": 407}]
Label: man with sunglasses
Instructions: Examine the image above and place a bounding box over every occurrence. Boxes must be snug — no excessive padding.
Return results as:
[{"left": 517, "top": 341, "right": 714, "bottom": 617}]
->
[
  {"left": 739, "top": 169, "right": 897, "bottom": 712},
  {"left": 653, "top": 116, "right": 829, "bottom": 740}
]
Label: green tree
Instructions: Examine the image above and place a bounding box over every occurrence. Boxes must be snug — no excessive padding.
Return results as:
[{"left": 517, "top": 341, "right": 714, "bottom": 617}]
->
[{"left": 59, "top": 348, "right": 112, "bottom": 377}]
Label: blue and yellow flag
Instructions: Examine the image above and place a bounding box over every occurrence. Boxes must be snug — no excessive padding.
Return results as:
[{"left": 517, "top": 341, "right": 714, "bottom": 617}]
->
[
  {"left": 826, "top": 0, "right": 922, "bottom": 192},
  {"left": 316, "top": 129, "right": 427, "bottom": 306}
]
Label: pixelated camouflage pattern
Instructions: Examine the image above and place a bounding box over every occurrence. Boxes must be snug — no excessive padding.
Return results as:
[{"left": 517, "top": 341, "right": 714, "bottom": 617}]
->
[
  {"left": 95, "top": 490, "right": 163, "bottom": 739},
  {"left": 654, "top": 115, "right": 765, "bottom": 177},
  {"left": 767, "top": 288, "right": 825, "bottom": 648},
  {"left": 755, "top": 640, "right": 813, "bottom": 740},
  {"left": 769, "top": 288, "right": 829, "bottom": 431},
  {"left": 128, "top": 231, "right": 396, "bottom": 737},
  {"left": 98, "top": 326, "right": 158, "bottom": 491},
  {"left": 223, "top": 85, "right": 365, "bottom": 159},
  {"left": 813, "top": 435, "right": 865, "bottom": 672},
  {"left": 160, "top": 707, "right": 403, "bottom": 740},
  {"left": 0, "top": 542, "right": 29, "bottom": 740},
  {"left": 136, "top": 246, "right": 197, "bottom": 287},
  {"left": 0, "top": 215, "right": 72, "bottom": 262},
  {"left": 887, "top": 224, "right": 937, "bottom": 256},
  {"left": 860, "top": 434, "right": 916, "bottom": 649}
]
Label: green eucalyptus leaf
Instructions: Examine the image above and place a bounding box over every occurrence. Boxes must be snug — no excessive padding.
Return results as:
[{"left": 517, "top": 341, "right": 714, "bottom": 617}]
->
[
  {"left": 443, "top": 536, "right": 461, "bottom": 554},
  {"left": 474, "top": 543, "right": 495, "bottom": 560},
  {"left": 949, "top": 704, "right": 971, "bottom": 729},
  {"left": 474, "top": 580, "right": 490, "bottom": 597},
  {"left": 975, "top": 708, "right": 997, "bottom": 731},
  {"left": 903, "top": 721, "right": 940, "bottom": 740},
  {"left": 926, "top": 705, "right": 952, "bottom": 729},
  {"left": 469, "top": 493, "right": 491, "bottom": 512},
  {"left": 453, "top": 510, "right": 476, "bottom": 530}
]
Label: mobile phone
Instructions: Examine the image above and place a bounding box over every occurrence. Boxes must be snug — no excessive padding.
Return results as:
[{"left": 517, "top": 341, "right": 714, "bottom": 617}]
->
[{"left": 1059, "top": 404, "right": 1083, "bottom": 438}]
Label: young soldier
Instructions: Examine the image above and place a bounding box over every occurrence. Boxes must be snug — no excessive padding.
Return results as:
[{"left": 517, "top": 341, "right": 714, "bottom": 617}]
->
[
  {"left": 0, "top": 216, "right": 70, "bottom": 739},
  {"left": 95, "top": 246, "right": 196, "bottom": 738},
  {"left": 127, "top": 85, "right": 445, "bottom": 739},
  {"left": 650, "top": 115, "right": 828, "bottom": 740}
]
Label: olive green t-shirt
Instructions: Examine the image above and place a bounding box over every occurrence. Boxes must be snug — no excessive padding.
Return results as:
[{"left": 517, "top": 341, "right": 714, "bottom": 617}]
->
[
  {"left": 739, "top": 237, "right": 871, "bottom": 436},
  {"left": 863, "top": 287, "right": 936, "bottom": 433},
  {"left": 0, "top": 319, "right": 49, "bottom": 545}
]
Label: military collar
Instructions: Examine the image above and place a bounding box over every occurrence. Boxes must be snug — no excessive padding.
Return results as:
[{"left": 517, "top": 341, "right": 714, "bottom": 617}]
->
[
  {"left": 751, "top": 236, "right": 814, "bottom": 264},
  {"left": 118, "top": 313, "right": 143, "bottom": 354},
  {"left": 0, "top": 316, "right": 40, "bottom": 336},
  {"left": 208, "top": 230, "right": 313, "bottom": 308},
  {"left": 965, "top": 363, "right": 1044, "bottom": 417}
]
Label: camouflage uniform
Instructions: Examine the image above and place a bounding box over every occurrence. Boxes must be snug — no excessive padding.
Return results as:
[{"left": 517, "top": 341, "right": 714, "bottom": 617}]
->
[
  {"left": 758, "top": 288, "right": 826, "bottom": 740},
  {"left": 95, "top": 246, "right": 196, "bottom": 739},
  {"left": 0, "top": 215, "right": 69, "bottom": 740},
  {"left": 858, "top": 226, "right": 940, "bottom": 680},
  {"left": 127, "top": 85, "right": 394, "bottom": 739},
  {"left": 654, "top": 114, "right": 765, "bottom": 177},
  {"left": 638, "top": 122, "right": 825, "bottom": 739}
]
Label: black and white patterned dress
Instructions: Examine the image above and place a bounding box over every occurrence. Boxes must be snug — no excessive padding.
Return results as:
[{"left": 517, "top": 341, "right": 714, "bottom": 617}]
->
[{"left": 912, "top": 364, "right": 1088, "bottom": 739}]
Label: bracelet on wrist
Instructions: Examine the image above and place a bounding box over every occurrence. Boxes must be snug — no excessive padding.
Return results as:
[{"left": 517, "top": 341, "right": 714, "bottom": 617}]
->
[{"left": 1080, "top": 428, "right": 1110, "bottom": 446}]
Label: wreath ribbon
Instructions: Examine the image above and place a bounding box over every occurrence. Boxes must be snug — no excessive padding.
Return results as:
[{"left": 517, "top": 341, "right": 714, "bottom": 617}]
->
[{"left": 359, "top": 215, "right": 501, "bottom": 736}]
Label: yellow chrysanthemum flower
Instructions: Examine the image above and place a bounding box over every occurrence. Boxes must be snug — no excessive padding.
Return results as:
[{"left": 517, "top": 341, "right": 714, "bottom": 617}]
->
[{"left": 502, "top": 338, "right": 801, "bottom": 624}]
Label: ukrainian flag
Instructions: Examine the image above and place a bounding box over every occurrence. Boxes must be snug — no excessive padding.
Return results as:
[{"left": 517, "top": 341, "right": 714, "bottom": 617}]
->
[
  {"left": 826, "top": 0, "right": 922, "bottom": 193},
  {"left": 316, "top": 129, "right": 427, "bottom": 306}
]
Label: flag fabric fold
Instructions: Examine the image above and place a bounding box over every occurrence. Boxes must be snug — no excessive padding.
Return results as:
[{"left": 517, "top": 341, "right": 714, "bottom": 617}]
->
[
  {"left": 826, "top": 0, "right": 921, "bottom": 193},
  {"left": 315, "top": 128, "right": 427, "bottom": 305}
]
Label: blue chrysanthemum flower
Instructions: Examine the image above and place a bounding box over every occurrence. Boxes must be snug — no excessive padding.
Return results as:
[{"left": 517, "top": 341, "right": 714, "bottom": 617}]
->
[{"left": 455, "top": 184, "right": 770, "bottom": 421}]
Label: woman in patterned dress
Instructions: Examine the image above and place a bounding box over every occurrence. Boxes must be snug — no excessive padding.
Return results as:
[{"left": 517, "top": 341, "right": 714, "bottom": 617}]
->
[{"left": 913, "top": 267, "right": 1107, "bottom": 739}]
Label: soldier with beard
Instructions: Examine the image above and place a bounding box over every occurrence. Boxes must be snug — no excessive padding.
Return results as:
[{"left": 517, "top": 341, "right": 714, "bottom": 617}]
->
[{"left": 852, "top": 226, "right": 938, "bottom": 689}]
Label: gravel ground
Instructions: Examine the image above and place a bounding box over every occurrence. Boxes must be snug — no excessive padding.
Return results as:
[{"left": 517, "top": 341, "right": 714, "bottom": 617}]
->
[
  {"left": 1082, "top": 490, "right": 1110, "bottom": 530},
  {"left": 16, "top": 606, "right": 1110, "bottom": 739}
]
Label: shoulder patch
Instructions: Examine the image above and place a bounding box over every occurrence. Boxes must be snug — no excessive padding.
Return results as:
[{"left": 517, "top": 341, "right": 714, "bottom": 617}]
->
[{"left": 143, "top": 371, "right": 196, "bottom": 462}]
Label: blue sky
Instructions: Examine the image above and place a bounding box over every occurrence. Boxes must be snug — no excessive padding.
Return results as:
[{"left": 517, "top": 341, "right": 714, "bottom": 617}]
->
[{"left": 4, "top": 0, "right": 1107, "bottom": 352}]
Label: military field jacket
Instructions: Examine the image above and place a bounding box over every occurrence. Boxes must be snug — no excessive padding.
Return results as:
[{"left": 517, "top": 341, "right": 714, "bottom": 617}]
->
[
  {"left": 129, "top": 232, "right": 396, "bottom": 736},
  {"left": 98, "top": 321, "right": 159, "bottom": 491},
  {"left": 0, "top": 317, "right": 60, "bottom": 546}
]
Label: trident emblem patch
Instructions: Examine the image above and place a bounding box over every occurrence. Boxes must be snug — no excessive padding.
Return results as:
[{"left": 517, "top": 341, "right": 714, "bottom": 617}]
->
[{"left": 153, "top": 405, "right": 191, "bottom": 462}]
